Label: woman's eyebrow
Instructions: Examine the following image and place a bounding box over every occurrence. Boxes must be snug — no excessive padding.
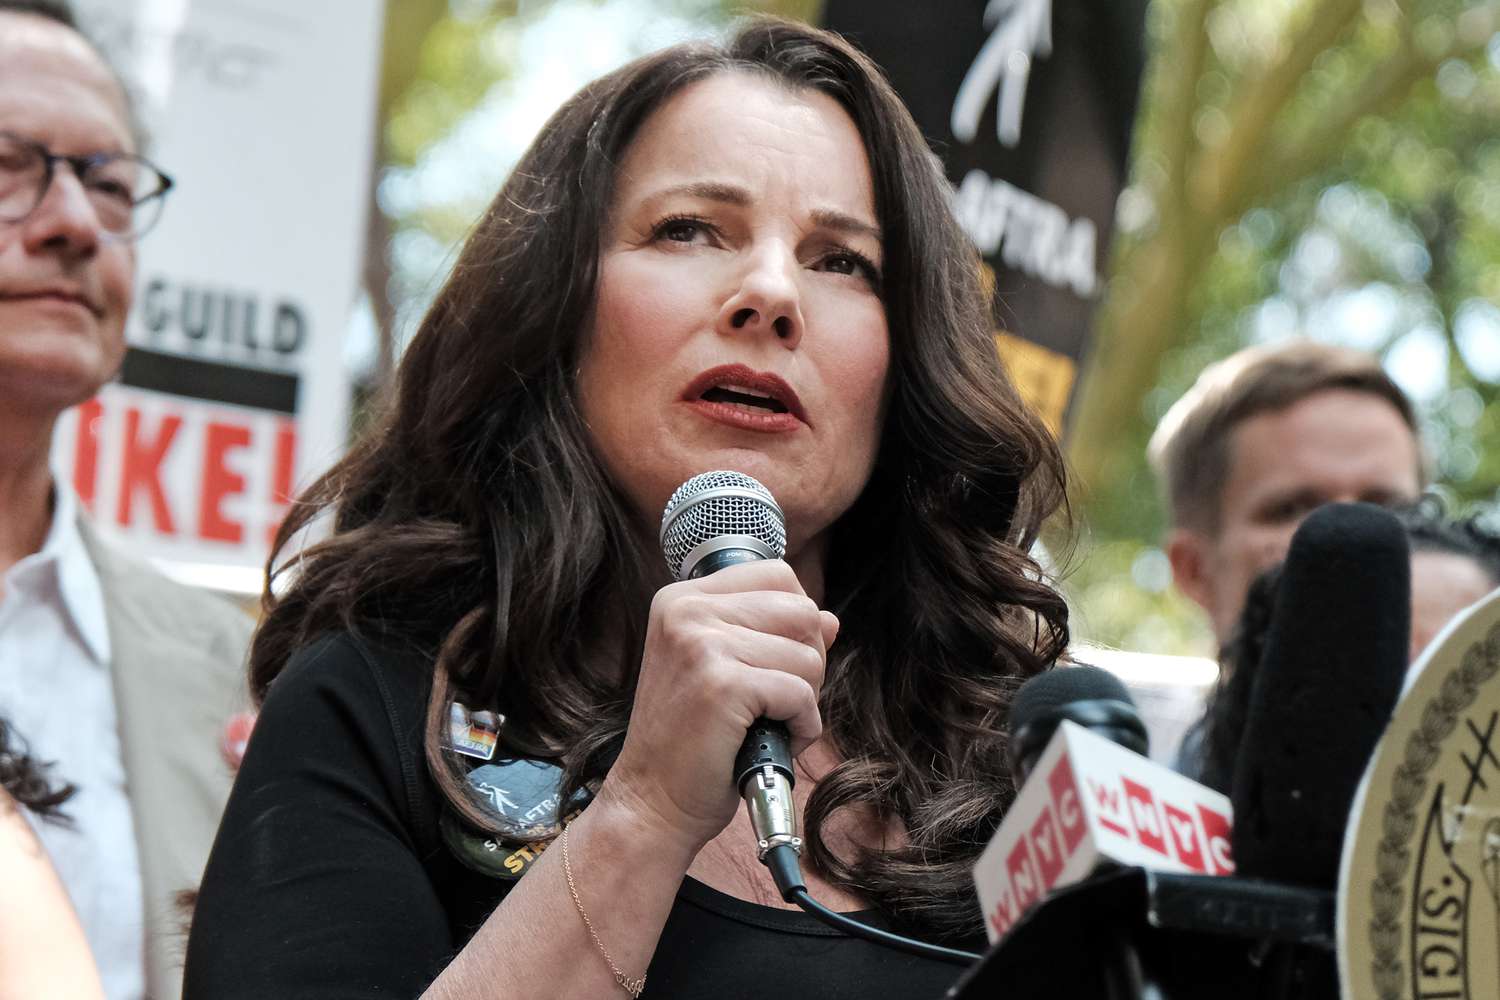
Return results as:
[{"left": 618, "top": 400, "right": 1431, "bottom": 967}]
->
[
  {"left": 645, "top": 181, "right": 752, "bottom": 206},
  {"left": 810, "top": 208, "right": 881, "bottom": 242},
  {"left": 640, "top": 183, "right": 880, "bottom": 240}
]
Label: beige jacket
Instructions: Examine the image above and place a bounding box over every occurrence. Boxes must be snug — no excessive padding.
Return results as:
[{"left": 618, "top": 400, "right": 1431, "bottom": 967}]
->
[{"left": 79, "top": 520, "right": 255, "bottom": 1000}]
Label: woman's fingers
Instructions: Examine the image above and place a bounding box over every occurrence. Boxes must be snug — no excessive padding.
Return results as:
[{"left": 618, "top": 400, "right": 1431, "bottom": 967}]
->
[
  {"left": 696, "top": 591, "right": 827, "bottom": 648},
  {"left": 750, "top": 668, "right": 823, "bottom": 749},
  {"left": 608, "top": 558, "right": 836, "bottom": 848},
  {"left": 820, "top": 610, "right": 840, "bottom": 651},
  {"left": 720, "top": 626, "right": 827, "bottom": 695},
  {"left": 687, "top": 558, "right": 807, "bottom": 596}
]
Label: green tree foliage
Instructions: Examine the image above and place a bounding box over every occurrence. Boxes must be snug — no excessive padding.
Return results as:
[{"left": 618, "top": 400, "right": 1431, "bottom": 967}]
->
[{"left": 1064, "top": 0, "right": 1500, "bottom": 654}]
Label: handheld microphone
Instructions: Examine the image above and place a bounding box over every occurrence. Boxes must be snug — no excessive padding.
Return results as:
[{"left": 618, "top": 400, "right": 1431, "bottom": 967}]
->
[
  {"left": 661, "top": 471, "right": 981, "bottom": 967},
  {"left": 1229, "top": 502, "right": 1409, "bottom": 888},
  {"left": 660, "top": 471, "right": 800, "bottom": 864}
]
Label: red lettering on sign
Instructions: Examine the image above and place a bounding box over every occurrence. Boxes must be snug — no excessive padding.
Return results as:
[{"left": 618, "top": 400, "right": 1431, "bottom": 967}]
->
[
  {"left": 200, "top": 421, "right": 251, "bottom": 543},
  {"left": 1163, "top": 802, "right": 1206, "bottom": 871},
  {"left": 266, "top": 419, "right": 296, "bottom": 548},
  {"left": 1123, "top": 778, "right": 1168, "bottom": 856},
  {"left": 1087, "top": 778, "right": 1130, "bottom": 836},
  {"left": 72, "top": 398, "right": 103, "bottom": 511},
  {"left": 1197, "top": 803, "right": 1235, "bottom": 875},
  {"left": 116, "top": 408, "right": 181, "bottom": 534},
  {"left": 1047, "top": 752, "right": 1086, "bottom": 852},
  {"left": 1028, "top": 806, "right": 1066, "bottom": 889},
  {"left": 988, "top": 885, "right": 1019, "bottom": 939},
  {"left": 1006, "top": 837, "right": 1041, "bottom": 913}
]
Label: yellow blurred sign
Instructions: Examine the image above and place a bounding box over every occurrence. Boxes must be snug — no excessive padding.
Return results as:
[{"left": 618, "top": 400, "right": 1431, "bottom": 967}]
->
[{"left": 995, "top": 331, "right": 1075, "bottom": 437}]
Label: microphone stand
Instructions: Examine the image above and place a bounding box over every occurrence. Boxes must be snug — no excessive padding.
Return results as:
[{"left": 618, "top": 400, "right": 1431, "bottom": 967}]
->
[
  {"left": 946, "top": 867, "right": 1336, "bottom": 1000},
  {"left": 1103, "top": 930, "right": 1163, "bottom": 1000}
]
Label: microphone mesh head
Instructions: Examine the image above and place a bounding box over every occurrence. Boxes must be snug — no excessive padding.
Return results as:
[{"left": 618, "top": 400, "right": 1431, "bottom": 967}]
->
[{"left": 660, "top": 471, "right": 786, "bottom": 581}]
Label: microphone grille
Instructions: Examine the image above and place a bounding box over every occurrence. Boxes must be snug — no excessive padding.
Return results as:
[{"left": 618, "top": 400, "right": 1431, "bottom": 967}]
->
[{"left": 660, "top": 471, "right": 786, "bottom": 581}]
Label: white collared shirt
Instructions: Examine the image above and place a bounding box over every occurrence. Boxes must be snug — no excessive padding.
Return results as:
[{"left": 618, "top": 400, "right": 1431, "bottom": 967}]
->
[{"left": 0, "top": 485, "right": 147, "bottom": 1000}]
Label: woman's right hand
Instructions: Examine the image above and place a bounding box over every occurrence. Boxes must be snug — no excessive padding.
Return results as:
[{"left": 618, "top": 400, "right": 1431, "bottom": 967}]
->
[{"left": 597, "top": 559, "right": 839, "bottom": 854}]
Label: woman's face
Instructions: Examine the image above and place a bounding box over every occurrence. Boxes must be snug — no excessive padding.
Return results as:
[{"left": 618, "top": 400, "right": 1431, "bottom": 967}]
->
[{"left": 579, "top": 72, "right": 890, "bottom": 573}]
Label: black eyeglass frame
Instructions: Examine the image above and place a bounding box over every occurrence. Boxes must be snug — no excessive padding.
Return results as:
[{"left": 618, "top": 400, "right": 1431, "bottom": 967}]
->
[{"left": 0, "top": 131, "right": 175, "bottom": 240}]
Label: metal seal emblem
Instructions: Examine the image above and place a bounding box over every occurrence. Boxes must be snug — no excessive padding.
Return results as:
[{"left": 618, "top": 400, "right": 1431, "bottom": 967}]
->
[{"left": 1339, "top": 588, "right": 1500, "bottom": 1000}]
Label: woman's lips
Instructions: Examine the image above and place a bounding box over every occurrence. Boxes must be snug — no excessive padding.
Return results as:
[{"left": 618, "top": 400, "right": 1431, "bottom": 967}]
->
[
  {"left": 686, "top": 397, "right": 805, "bottom": 433},
  {"left": 681, "top": 364, "right": 809, "bottom": 434}
]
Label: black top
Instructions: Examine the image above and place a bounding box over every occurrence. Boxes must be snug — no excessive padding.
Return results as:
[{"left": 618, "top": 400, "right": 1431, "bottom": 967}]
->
[{"left": 183, "top": 633, "right": 976, "bottom": 998}]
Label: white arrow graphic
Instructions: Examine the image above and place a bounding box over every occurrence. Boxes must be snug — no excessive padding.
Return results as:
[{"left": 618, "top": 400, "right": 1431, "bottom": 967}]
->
[{"left": 951, "top": 0, "right": 1053, "bottom": 148}]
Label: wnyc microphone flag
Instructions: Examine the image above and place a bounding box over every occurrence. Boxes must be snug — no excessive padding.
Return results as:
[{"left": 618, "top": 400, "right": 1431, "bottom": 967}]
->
[{"left": 974, "top": 721, "right": 1235, "bottom": 942}]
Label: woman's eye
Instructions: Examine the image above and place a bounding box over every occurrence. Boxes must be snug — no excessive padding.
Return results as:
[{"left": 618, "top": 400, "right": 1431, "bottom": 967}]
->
[
  {"left": 655, "top": 217, "right": 709, "bottom": 243},
  {"left": 818, "top": 248, "right": 882, "bottom": 287},
  {"left": 822, "top": 253, "right": 860, "bottom": 275}
]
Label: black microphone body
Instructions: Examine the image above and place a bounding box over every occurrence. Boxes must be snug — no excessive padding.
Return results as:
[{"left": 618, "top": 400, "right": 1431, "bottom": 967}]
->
[{"left": 1229, "top": 501, "right": 1410, "bottom": 888}]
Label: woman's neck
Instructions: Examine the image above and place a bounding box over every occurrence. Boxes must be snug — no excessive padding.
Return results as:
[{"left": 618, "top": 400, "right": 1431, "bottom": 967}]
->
[{"left": 785, "top": 534, "right": 827, "bottom": 605}]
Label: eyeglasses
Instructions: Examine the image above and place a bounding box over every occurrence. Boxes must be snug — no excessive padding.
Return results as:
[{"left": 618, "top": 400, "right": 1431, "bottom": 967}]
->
[{"left": 0, "top": 131, "right": 174, "bottom": 241}]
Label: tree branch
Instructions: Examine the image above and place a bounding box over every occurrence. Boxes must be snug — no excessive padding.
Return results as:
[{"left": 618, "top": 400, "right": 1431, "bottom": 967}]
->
[
  {"left": 1191, "top": 0, "right": 1364, "bottom": 221},
  {"left": 1159, "top": 0, "right": 1216, "bottom": 210},
  {"left": 1239, "top": 14, "right": 1495, "bottom": 214},
  {"left": 1235, "top": 36, "right": 1426, "bottom": 213}
]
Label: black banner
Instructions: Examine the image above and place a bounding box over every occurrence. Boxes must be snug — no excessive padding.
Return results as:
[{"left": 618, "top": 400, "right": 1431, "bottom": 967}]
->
[{"left": 822, "top": 0, "right": 1148, "bottom": 434}]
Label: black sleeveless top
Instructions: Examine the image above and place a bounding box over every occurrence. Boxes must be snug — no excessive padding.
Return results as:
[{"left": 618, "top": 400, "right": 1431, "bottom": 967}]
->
[{"left": 184, "top": 633, "right": 978, "bottom": 999}]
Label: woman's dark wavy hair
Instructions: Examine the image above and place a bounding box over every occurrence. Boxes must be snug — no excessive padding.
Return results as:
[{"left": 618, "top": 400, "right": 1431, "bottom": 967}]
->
[
  {"left": 0, "top": 716, "right": 74, "bottom": 820},
  {"left": 250, "top": 17, "right": 1068, "bottom": 938}
]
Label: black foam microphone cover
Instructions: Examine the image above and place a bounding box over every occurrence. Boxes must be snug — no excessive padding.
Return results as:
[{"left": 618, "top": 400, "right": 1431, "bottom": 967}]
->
[
  {"left": 1229, "top": 502, "right": 1409, "bottom": 887},
  {"left": 1007, "top": 664, "right": 1148, "bottom": 784}
]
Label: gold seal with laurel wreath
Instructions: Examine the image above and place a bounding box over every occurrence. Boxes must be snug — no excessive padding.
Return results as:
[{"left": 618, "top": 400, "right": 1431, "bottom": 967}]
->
[{"left": 1339, "top": 589, "right": 1500, "bottom": 1000}]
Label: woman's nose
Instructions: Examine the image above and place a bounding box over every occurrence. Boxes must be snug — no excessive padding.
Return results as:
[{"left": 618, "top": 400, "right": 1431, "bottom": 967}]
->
[{"left": 716, "top": 243, "right": 804, "bottom": 348}]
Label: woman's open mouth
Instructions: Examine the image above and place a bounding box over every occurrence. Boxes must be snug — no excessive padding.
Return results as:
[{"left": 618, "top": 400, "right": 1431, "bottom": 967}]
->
[
  {"left": 699, "top": 384, "right": 789, "bottom": 413},
  {"left": 683, "top": 364, "right": 808, "bottom": 432}
]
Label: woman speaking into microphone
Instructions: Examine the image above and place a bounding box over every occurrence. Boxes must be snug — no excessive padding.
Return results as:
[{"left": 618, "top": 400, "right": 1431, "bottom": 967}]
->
[{"left": 185, "top": 17, "right": 1068, "bottom": 999}]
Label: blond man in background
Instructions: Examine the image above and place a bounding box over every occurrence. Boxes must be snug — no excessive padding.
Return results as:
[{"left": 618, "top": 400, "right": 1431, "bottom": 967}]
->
[{"left": 1149, "top": 340, "right": 1425, "bottom": 645}]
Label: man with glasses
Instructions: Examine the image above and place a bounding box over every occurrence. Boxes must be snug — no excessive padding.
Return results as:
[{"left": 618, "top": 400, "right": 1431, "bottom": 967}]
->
[{"left": 0, "top": 4, "right": 252, "bottom": 999}]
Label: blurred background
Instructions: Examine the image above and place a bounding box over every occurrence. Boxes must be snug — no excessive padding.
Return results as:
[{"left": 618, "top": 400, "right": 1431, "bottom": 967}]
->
[
  {"left": 67, "top": 0, "right": 1500, "bottom": 660},
  {"left": 359, "top": 0, "right": 1500, "bottom": 658}
]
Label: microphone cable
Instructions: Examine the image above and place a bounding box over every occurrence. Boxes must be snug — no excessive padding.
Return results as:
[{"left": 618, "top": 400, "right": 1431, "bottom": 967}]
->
[{"left": 763, "top": 844, "right": 982, "bottom": 965}]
